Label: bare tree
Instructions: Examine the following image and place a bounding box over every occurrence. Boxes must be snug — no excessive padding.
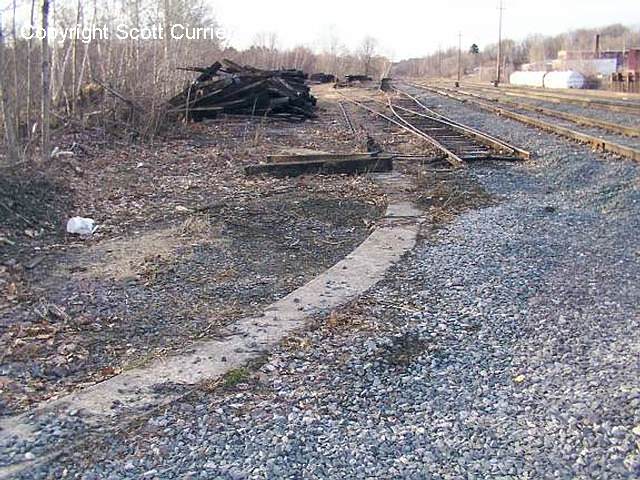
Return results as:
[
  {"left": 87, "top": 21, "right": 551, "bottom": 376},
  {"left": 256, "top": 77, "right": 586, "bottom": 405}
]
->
[
  {"left": 11, "top": 0, "right": 20, "bottom": 135},
  {"left": 163, "top": 0, "right": 171, "bottom": 68},
  {"left": 358, "top": 36, "right": 377, "bottom": 76},
  {"left": 251, "top": 32, "right": 279, "bottom": 69},
  {"left": 26, "top": 0, "right": 36, "bottom": 136},
  {"left": 71, "top": 0, "right": 82, "bottom": 113},
  {"left": 41, "top": 0, "right": 51, "bottom": 161},
  {"left": 2, "top": 0, "right": 402, "bottom": 146},
  {"left": 317, "top": 26, "right": 342, "bottom": 75},
  {"left": 0, "top": 9, "right": 20, "bottom": 164}
]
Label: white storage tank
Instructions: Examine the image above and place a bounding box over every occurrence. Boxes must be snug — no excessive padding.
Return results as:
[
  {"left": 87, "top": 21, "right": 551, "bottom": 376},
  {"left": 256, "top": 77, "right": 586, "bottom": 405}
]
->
[
  {"left": 509, "top": 71, "right": 546, "bottom": 88},
  {"left": 543, "top": 70, "right": 585, "bottom": 89}
]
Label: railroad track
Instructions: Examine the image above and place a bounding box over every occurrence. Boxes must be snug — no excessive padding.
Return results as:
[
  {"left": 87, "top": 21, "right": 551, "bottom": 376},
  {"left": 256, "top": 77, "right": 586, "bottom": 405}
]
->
[
  {"left": 411, "top": 83, "right": 640, "bottom": 163},
  {"left": 337, "top": 101, "right": 356, "bottom": 134},
  {"left": 449, "top": 81, "right": 640, "bottom": 115},
  {"left": 337, "top": 90, "right": 530, "bottom": 167},
  {"left": 463, "top": 80, "right": 640, "bottom": 103},
  {"left": 432, "top": 84, "right": 639, "bottom": 138}
]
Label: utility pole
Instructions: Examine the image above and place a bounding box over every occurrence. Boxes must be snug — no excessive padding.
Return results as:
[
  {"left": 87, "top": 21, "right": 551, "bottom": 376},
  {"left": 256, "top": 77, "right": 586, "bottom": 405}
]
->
[
  {"left": 496, "top": 0, "right": 505, "bottom": 85},
  {"left": 457, "top": 32, "right": 462, "bottom": 85}
]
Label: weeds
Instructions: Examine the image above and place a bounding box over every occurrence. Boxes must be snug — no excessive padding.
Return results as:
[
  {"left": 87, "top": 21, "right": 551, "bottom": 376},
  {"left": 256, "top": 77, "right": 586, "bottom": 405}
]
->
[{"left": 222, "top": 368, "right": 250, "bottom": 388}]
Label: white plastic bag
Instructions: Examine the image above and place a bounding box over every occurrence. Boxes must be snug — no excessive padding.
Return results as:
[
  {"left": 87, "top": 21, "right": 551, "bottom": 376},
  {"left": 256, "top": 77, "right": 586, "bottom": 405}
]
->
[{"left": 66, "top": 217, "right": 97, "bottom": 235}]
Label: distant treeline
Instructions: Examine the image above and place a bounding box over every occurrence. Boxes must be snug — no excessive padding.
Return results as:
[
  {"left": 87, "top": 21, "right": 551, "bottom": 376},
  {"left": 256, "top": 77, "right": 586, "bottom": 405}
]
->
[{"left": 392, "top": 24, "right": 640, "bottom": 79}]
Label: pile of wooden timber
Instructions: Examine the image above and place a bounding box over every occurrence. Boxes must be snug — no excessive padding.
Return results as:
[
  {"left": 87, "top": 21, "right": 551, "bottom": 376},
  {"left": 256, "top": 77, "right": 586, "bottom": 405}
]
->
[
  {"left": 310, "top": 73, "right": 336, "bottom": 84},
  {"left": 380, "top": 78, "right": 393, "bottom": 91},
  {"left": 345, "top": 75, "right": 373, "bottom": 82},
  {"left": 167, "top": 59, "right": 317, "bottom": 121},
  {"left": 334, "top": 74, "right": 374, "bottom": 88}
]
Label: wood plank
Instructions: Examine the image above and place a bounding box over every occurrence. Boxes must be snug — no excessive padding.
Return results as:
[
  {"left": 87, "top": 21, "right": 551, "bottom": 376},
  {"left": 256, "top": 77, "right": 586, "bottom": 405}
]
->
[
  {"left": 266, "top": 152, "right": 381, "bottom": 164},
  {"left": 245, "top": 156, "right": 394, "bottom": 177}
]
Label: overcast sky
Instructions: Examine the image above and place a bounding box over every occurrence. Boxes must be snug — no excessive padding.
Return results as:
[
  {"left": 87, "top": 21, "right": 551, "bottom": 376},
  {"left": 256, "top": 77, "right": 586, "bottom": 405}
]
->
[{"left": 209, "top": 0, "right": 639, "bottom": 60}]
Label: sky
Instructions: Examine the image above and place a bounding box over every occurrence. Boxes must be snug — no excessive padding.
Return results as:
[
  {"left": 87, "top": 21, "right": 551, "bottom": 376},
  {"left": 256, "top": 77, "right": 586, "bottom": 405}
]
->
[{"left": 208, "top": 0, "right": 640, "bottom": 60}]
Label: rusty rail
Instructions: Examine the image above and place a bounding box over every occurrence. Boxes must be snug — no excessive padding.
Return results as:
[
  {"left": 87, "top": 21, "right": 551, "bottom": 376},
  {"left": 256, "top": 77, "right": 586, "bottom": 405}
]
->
[
  {"left": 412, "top": 83, "right": 640, "bottom": 163},
  {"left": 444, "top": 86, "right": 640, "bottom": 138},
  {"left": 452, "top": 81, "right": 640, "bottom": 115},
  {"left": 337, "top": 89, "right": 530, "bottom": 167}
]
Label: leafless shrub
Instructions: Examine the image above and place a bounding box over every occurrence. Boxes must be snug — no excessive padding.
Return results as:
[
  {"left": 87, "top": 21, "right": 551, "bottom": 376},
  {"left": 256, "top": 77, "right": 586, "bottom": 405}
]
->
[{"left": 0, "top": 0, "right": 399, "bottom": 158}]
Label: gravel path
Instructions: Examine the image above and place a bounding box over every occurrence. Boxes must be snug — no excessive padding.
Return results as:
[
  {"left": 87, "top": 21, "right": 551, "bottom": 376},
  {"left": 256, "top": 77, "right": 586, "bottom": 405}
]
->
[{"left": 9, "top": 92, "right": 640, "bottom": 479}]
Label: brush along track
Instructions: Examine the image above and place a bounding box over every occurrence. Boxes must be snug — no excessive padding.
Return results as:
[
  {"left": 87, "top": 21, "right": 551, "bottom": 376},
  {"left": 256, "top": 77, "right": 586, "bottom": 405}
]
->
[
  {"left": 337, "top": 91, "right": 530, "bottom": 168},
  {"left": 411, "top": 83, "right": 640, "bottom": 163}
]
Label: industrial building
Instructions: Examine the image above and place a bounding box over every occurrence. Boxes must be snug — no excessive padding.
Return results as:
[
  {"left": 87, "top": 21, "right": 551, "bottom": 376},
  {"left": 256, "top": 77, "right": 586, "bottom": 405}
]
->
[{"left": 512, "top": 34, "right": 639, "bottom": 91}]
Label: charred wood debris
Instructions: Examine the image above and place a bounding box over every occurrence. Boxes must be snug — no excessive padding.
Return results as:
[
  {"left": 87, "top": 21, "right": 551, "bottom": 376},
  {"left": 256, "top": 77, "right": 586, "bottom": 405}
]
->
[
  {"left": 309, "top": 73, "right": 336, "bottom": 84},
  {"left": 166, "top": 60, "right": 394, "bottom": 178},
  {"left": 167, "top": 59, "right": 317, "bottom": 122},
  {"left": 334, "top": 75, "right": 373, "bottom": 88}
]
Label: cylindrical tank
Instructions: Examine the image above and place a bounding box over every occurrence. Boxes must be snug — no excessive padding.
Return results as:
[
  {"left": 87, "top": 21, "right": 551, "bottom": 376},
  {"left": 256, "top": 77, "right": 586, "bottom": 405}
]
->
[
  {"left": 543, "top": 71, "right": 585, "bottom": 89},
  {"left": 509, "top": 71, "right": 546, "bottom": 88}
]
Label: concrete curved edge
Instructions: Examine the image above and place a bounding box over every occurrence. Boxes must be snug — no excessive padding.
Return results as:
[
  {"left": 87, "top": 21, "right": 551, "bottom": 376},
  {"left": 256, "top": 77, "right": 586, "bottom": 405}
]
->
[{"left": 0, "top": 173, "right": 423, "bottom": 466}]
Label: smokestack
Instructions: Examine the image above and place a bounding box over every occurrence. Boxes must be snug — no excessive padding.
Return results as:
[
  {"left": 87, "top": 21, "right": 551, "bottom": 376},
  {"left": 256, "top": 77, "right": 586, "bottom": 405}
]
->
[{"left": 595, "top": 34, "right": 601, "bottom": 59}]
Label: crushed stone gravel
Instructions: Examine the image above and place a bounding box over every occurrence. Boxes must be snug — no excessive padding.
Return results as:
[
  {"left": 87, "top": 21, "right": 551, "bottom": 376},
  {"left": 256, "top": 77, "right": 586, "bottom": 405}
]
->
[{"left": 6, "top": 90, "right": 640, "bottom": 480}]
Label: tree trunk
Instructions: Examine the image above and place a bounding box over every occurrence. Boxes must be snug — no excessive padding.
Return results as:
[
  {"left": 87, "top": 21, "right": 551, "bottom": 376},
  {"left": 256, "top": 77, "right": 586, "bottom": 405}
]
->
[
  {"left": 163, "top": 0, "right": 171, "bottom": 82},
  {"left": 11, "top": 0, "right": 20, "bottom": 136},
  {"left": 41, "top": 0, "right": 51, "bottom": 162},
  {"left": 53, "top": 41, "right": 72, "bottom": 108},
  {"left": 75, "top": 0, "right": 96, "bottom": 114},
  {"left": 71, "top": 0, "right": 82, "bottom": 114},
  {"left": 26, "top": 0, "right": 35, "bottom": 137},
  {"left": 49, "top": 0, "right": 58, "bottom": 108},
  {"left": 0, "top": 10, "right": 20, "bottom": 164}
]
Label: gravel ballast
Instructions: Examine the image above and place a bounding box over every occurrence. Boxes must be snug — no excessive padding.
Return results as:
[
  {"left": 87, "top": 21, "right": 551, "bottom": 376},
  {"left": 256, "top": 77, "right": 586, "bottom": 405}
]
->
[
  {"left": 8, "top": 90, "right": 640, "bottom": 479},
  {"left": 455, "top": 87, "right": 640, "bottom": 129}
]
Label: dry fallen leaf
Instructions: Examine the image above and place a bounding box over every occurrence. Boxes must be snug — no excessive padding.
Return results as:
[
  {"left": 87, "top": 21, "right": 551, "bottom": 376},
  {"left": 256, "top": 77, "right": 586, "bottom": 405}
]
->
[
  {"left": 57, "top": 343, "right": 78, "bottom": 355},
  {"left": 6, "top": 282, "right": 18, "bottom": 300},
  {"left": 99, "top": 366, "right": 120, "bottom": 378}
]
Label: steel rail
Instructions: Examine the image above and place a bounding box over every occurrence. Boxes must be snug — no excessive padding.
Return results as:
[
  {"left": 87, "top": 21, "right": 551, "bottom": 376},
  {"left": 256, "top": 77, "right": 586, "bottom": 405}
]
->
[
  {"left": 336, "top": 92, "right": 466, "bottom": 167},
  {"left": 441, "top": 85, "right": 640, "bottom": 138},
  {"left": 462, "top": 80, "right": 640, "bottom": 102},
  {"left": 337, "top": 101, "right": 356, "bottom": 134},
  {"left": 390, "top": 102, "right": 526, "bottom": 161},
  {"left": 445, "top": 81, "right": 640, "bottom": 115},
  {"left": 412, "top": 83, "right": 640, "bottom": 163},
  {"left": 338, "top": 87, "right": 532, "bottom": 166},
  {"left": 449, "top": 80, "right": 640, "bottom": 108},
  {"left": 447, "top": 80, "right": 640, "bottom": 118},
  {"left": 393, "top": 87, "right": 531, "bottom": 159}
]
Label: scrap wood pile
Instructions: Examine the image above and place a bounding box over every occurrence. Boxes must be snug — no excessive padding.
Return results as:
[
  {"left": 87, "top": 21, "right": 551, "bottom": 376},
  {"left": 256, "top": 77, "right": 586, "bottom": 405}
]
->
[
  {"left": 310, "top": 73, "right": 336, "bottom": 84},
  {"left": 334, "top": 74, "right": 373, "bottom": 88},
  {"left": 167, "top": 59, "right": 317, "bottom": 121}
]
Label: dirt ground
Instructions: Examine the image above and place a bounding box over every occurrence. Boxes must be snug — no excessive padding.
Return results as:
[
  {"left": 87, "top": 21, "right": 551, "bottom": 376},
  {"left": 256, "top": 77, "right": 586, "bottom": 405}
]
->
[
  {"left": 0, "top": 89, "right": 400, "bottom": 416},
  {"left": 0, "top": 84, "right": 474, "bottom": 418}
]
